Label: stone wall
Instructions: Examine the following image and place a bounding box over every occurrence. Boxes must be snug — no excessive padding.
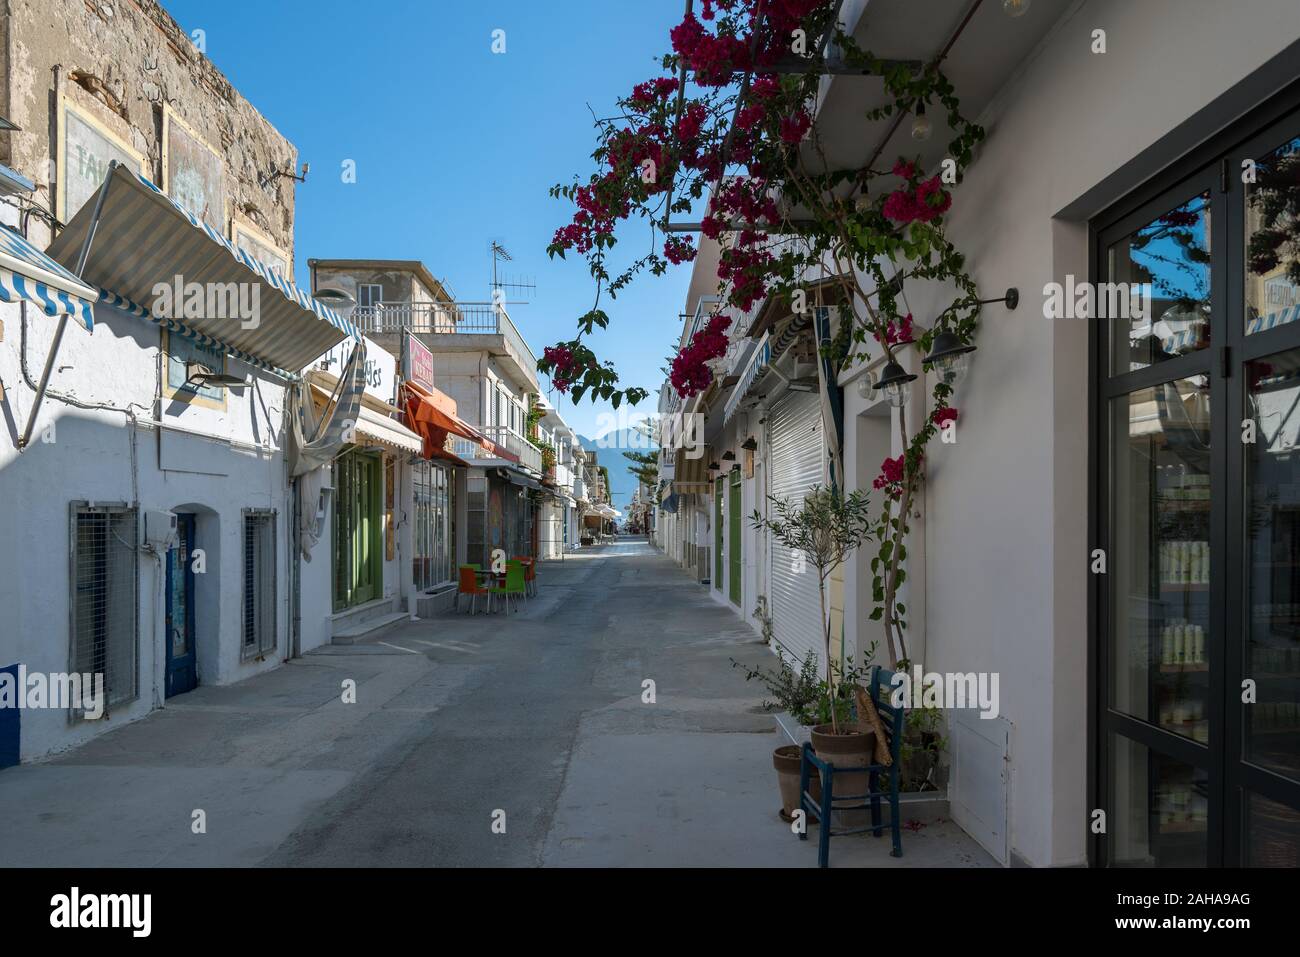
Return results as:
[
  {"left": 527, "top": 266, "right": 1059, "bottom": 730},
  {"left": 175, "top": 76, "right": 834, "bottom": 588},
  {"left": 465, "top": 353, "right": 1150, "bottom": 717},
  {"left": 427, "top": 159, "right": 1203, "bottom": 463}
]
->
[{"left": 2, "top": 0, "right": 296, "bottom": 253}]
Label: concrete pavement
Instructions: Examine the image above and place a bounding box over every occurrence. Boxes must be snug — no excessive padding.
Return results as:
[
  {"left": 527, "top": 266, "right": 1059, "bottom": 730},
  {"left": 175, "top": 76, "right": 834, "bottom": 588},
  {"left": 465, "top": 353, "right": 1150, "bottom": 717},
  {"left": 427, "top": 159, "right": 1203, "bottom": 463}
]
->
[{"left": 0, "top": 540, "right": 994, "bottom": 867}]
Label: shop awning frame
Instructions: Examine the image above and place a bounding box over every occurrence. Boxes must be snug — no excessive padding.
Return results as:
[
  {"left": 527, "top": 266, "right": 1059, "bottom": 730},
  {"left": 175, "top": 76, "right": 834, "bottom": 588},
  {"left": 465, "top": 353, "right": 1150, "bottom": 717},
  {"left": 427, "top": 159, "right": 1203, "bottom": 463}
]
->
[
  {"left": 0, "top": 224, "right": 96, "bottom": 329},
  {"left": 46, "top": 161, "right": 359, "bottom": 375}
]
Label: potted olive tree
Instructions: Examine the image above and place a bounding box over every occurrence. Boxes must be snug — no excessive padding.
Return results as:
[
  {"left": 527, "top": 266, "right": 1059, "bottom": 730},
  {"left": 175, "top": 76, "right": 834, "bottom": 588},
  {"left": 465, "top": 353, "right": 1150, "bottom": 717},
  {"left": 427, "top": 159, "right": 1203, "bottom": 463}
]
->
[{"left": 752, "top": 486, "right": 876, "bottom": 811}]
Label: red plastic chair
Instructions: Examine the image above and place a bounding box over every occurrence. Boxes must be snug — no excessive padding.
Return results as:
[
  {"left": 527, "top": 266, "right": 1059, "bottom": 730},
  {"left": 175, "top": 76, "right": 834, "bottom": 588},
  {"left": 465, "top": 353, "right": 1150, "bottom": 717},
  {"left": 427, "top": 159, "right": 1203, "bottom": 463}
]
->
[{"left": 458, "top": 565, "right": 490, "bottom": 614}]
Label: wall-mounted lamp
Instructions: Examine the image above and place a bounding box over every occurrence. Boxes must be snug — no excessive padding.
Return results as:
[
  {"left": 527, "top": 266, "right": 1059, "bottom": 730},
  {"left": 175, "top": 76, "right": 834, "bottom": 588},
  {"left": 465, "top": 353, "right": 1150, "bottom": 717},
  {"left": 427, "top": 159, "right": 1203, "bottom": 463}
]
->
[
  {"left": 873, "top": 359, "right": 917, "bottom": 408},
  {"left": 721, "top": 450, "right": 736, "bottom": 461},
  {"left": 1003, "top": 0, "right": 1030, "bottom": 17},
  {"left": 313, "top": 286, "right": 355, "bottom": 319},
  {"left": 740, "top": 436, "right": 757, "bottom": 451},
  {"left": 262, "top": 161, "right": 310, "bottom": 189},
  {"left": 921, "top": 288, "right": 1017, "bottom": 387},
  {"left": 708, "top": 461, "right": 720, "bottom": 471},
  {"left": 186, "top": 360, "right": 247, "bottom": 393}
]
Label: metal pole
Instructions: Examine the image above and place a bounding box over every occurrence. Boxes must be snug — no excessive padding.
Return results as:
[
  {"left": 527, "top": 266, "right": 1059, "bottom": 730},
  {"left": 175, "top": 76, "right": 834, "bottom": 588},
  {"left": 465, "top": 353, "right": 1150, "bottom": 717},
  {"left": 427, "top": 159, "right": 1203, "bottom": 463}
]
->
[{"left": 18, "top": 160, "right": 117, "bottom": 450}]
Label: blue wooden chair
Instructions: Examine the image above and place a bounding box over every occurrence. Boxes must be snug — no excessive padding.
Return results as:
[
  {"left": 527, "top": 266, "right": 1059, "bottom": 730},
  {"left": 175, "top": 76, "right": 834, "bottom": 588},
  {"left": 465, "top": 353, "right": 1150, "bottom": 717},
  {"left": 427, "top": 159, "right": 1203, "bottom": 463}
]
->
[{"left": 798, "top": 664, "right": 906, "bottom": 867}]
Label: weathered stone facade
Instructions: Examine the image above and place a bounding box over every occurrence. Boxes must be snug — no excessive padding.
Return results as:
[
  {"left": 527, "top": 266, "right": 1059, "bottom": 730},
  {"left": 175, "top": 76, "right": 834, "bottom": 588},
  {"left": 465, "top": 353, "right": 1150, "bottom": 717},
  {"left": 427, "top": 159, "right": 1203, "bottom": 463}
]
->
[{"left": 1, "top": 0, "right": 296, "bottom": 254}]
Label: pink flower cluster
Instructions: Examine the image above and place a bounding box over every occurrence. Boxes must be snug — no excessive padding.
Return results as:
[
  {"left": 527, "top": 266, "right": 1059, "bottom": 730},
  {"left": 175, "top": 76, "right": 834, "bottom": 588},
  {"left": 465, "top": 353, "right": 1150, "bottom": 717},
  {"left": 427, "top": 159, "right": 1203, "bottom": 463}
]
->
[
  {"left": 882, "top": 160, "right": 952, "bottom": 226},
  {"left": 931, "top": 405, "right": 959, "bottom": 428},
  {"left": 872, "top": 454, "right": 905, "bottom": 499},
  {"left": 876, "top": 312, "right": 914, "bottom": 346},
  {"left": 670, "top": 312, "right": 732, "bottom": 398},
  {"left": 543, "top": 345, "right": 582, "bottom": 394},
  {"left": 664, "top": 235, "right": 697, "bottom": 265}
]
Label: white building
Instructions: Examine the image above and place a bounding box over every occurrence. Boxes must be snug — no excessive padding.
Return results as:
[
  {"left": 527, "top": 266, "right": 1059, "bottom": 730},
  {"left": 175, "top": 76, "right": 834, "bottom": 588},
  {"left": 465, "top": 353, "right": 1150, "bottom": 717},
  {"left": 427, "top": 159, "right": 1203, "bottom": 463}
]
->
[
  {"left": 656, "top": 0, "right": 1300, "bottom": 868},
  {"left": 0, "top": 9, "right": 355, "bottom": 761}
]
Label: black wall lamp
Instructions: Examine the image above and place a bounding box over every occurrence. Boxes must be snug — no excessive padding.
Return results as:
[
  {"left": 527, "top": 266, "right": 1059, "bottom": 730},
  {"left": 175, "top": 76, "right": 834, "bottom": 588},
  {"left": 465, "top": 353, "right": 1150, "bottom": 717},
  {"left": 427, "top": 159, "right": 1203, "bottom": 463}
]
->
[
  {"left": 722, "top": 450, "right": 736, "bottom": 461},
  {"left": 873, "top": 359, "right": 917, "bottom": 408},
  {"left": 921, "top": 287, "right": 1017, "bottom": 387},
  {"left": 740, "top": 436, "right": 757, "bottom": 451}
]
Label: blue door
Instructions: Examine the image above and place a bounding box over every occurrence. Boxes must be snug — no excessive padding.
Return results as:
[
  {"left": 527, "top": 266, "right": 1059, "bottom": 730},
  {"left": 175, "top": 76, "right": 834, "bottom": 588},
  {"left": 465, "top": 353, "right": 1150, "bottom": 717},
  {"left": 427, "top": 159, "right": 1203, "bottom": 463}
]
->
[
  {"left": 165, "top": 514, "right": 197, "bottom": 698},
  {"left": 0, "top": 663, "right": 18, "bottom": 768}
]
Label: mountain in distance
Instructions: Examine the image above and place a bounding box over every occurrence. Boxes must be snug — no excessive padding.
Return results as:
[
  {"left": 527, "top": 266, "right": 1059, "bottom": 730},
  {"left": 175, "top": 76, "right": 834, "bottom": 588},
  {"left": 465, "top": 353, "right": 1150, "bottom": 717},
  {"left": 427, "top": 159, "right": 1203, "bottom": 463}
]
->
[{"left": 577, "top": 430, "right": 658, "bottom": 514}]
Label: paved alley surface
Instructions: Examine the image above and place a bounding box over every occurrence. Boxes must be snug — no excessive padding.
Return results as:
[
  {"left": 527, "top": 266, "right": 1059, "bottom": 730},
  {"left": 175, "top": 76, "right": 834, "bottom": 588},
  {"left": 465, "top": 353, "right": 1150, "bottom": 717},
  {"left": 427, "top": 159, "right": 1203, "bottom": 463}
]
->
[{"left": 0, "top": 541, "right": 994, "bottom": 868}]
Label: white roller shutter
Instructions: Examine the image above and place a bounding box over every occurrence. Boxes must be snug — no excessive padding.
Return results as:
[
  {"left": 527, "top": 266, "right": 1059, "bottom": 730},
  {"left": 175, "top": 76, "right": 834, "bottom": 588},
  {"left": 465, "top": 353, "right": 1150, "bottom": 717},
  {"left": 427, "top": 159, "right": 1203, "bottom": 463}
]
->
[{"left": 768, "top": 390, "right": 827, "bottom": 669}]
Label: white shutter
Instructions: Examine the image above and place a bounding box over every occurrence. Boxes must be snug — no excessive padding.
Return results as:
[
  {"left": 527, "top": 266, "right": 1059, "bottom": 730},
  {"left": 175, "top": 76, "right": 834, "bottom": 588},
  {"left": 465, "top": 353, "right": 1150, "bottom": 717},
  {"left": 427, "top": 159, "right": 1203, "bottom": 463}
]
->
[{"left": 767, "top": 391, "right": 826, "bottom": 669}]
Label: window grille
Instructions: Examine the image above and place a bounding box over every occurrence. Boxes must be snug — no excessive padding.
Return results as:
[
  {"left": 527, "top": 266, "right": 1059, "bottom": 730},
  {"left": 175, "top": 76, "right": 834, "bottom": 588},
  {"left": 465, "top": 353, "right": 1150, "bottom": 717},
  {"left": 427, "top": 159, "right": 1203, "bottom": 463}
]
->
[
  {"left": 242, "top": 509, "right": 277, "bottom": 659},
  {"left": 69, "top": 503, "right": 138, "bottom": 717}
]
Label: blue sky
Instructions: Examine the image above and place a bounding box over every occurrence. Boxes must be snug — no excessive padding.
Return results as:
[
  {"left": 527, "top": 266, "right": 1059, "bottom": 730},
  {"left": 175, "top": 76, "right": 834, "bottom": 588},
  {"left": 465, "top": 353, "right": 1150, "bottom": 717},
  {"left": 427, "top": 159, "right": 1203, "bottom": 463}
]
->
[{"left": 164, "top": 0, "right": 692, "bottom": 440}]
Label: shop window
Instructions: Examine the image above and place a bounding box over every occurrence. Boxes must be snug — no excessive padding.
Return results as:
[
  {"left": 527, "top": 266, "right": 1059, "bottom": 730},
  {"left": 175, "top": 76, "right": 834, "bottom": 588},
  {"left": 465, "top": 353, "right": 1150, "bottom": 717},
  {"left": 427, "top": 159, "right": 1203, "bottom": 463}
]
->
[{"left": 69, "top": 503, "right": 138, "bottom": 714}]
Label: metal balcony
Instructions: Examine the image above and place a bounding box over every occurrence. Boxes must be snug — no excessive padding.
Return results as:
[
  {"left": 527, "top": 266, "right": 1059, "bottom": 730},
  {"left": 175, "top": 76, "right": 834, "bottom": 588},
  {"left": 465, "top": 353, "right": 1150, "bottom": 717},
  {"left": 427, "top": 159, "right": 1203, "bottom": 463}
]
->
[{"left": 355, "top": 300, "right": 539, "bottom": 389}]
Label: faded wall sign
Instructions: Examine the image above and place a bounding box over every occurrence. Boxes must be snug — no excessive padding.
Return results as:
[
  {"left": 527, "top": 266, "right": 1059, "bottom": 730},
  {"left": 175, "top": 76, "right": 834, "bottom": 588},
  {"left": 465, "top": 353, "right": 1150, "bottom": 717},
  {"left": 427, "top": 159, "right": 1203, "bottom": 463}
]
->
[
  {"left": 57, "top": 94, "right": 144, "bottom": 222},
  {"left": 163, "top": 105, "right": 226, "bottom": 234},
  {"left": 233, "top": 219, "right": 290, "bottom": 282}
]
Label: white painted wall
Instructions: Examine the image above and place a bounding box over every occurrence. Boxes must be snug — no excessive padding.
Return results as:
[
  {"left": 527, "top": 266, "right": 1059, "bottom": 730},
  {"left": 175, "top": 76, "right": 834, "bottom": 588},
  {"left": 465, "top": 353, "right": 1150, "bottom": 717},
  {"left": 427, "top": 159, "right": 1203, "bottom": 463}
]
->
[
  {"left": 0, "top": 293, "right": 294, "bottom": 760},
  {"left": 891, "top": 0, "right": 1300, "bottom": 866}
]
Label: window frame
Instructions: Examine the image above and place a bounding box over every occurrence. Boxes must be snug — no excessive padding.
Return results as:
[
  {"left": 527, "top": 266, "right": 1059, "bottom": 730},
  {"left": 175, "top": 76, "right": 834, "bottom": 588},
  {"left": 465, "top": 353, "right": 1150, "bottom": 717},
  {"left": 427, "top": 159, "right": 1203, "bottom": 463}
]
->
[
  {"left": 241, "top": 508, "right": 278, "bottom": 661},
  {"left": 68, "top": 501, "right": 139, "bottom": 719}
]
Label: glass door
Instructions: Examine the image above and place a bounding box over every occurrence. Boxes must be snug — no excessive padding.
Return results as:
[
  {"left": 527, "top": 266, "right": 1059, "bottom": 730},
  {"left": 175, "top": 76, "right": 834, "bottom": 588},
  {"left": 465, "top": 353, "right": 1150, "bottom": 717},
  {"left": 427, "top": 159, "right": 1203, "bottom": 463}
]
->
[
  {"left": 1098, "top": 167, "right": 1222, "bottom": 867},
  {"left": 1095, "top": 99, "right": 1300, "bottom": 867},
  {"left": 1227, "top": 116, "right": 1300, "bottom": 866}
]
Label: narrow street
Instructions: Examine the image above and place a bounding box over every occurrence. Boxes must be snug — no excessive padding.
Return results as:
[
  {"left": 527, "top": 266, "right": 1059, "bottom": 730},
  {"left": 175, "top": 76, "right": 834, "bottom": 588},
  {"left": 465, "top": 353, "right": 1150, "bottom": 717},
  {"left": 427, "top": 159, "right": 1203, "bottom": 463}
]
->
[{"left": 0, "top": 543, "right": 990, "bottom": 868}]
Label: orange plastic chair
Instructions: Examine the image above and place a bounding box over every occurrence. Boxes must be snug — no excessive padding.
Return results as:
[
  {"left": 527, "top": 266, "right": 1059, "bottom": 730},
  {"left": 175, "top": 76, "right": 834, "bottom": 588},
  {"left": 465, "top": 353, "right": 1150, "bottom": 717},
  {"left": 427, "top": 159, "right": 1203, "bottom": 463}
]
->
[{"left": 457, "top": 565, "right": 490, "bottom": 614}]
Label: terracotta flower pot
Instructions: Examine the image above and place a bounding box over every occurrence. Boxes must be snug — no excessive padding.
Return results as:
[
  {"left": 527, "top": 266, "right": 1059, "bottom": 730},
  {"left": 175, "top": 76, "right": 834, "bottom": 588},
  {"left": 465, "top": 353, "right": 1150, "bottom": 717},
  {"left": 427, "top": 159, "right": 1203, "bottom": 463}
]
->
[
  {"left": 811, "top": 724, "right": 876, "bottom": 823},
  {"left": 773, "top": 744, "right": 821, "bottom": 822}
]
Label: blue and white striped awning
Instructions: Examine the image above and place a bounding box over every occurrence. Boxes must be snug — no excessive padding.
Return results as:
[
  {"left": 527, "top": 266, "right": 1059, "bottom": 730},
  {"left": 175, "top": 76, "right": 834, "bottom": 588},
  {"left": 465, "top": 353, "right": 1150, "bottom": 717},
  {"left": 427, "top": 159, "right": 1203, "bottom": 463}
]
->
[
  {"left": 0, "top": 224, "right": 96, "bottom": 330},
  {"left": 1247, "top": 304, "right": 1300, "bottom": 335},
  {"left": 46, "top": 165, "right": 358, "bottom": 373},
  {"left": 723, "top": 332, "right": 770, "bottom": 425}
]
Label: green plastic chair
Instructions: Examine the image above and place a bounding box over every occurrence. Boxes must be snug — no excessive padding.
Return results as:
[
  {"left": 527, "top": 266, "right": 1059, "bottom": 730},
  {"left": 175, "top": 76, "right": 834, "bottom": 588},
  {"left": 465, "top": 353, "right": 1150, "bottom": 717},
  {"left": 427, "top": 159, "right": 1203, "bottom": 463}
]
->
[{"left": 489, "top": 561, "right": 528, "bottom": 614}]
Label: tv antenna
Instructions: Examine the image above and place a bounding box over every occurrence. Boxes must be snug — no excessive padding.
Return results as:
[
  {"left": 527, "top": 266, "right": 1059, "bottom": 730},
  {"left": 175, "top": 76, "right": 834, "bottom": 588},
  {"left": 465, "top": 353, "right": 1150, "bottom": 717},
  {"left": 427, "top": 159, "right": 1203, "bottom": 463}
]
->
[{"left": 489, "top": 240, "right": 536, "bottom": 305}]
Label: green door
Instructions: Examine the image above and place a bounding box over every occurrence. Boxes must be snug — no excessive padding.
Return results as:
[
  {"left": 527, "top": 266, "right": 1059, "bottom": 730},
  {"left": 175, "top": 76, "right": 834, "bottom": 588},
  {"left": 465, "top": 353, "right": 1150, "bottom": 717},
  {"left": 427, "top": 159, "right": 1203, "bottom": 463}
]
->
[
  {"left": 714, "top": 477, "right": 724, "bottom": 590},
  {"left": 728, "top": 469, "right": 741, "bottom": 606},
  {"left": 334, "top": 449, "right": 383, "bottom": 610}
]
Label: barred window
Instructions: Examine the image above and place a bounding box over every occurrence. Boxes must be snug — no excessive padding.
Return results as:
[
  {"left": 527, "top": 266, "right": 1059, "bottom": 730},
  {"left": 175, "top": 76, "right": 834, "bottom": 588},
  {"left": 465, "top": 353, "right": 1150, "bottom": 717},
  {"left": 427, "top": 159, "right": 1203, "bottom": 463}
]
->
[
  {"left": 70, "top": 503, "right": 138, "bottom": 715},
  {"left": 242, "top": 509, "right": 277, "bottom": 659}
]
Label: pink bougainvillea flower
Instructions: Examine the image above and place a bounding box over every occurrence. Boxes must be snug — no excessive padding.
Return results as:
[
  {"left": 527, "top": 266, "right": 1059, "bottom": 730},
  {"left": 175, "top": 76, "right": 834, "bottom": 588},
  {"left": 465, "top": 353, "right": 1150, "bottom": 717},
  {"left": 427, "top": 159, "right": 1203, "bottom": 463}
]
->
[{"left": 931, "top": 406, "right": 959, "bottom": 427}]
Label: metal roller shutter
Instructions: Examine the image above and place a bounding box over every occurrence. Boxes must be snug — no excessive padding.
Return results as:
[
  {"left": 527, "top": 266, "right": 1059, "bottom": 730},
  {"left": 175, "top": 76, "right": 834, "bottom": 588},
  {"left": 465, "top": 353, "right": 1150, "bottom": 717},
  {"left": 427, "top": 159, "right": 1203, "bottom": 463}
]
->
[{"left": 768, "top": 390, "right": 827, "bottom": 669}]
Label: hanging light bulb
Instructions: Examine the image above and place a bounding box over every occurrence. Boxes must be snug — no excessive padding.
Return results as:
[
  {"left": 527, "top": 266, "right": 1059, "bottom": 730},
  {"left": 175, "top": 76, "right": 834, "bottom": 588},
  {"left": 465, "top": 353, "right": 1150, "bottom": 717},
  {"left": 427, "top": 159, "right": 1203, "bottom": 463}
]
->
[
  {"left": 1003, "top": 0, "right": 1030, "bottom": 17},
  {"left": 911, "top": 102, "right": 932, "bottom": 142},
  {"left": 857, "top": 375, "right": 872, "bottom": 399}
]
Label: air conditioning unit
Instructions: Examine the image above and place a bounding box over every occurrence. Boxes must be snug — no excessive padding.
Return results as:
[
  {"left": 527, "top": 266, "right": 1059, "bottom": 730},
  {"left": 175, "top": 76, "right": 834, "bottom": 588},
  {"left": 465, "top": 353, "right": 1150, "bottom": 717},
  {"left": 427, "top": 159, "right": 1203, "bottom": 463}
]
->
[{"left": 143, "top": 509, "right": 179, "bottom": 550}]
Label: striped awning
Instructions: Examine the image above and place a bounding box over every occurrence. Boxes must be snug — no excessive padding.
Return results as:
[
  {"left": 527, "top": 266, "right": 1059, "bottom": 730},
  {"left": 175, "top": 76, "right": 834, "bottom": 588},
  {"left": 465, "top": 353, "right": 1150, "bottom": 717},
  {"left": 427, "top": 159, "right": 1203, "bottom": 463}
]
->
[
  {"left": 0, "top": 224, "right": 96, "bottom": 329},
  {"left": 1247, "top": 304, "right": 1300, "bottom": 335},
  {"left": 46, "top": 164, "right": 357, "bottom": 372}
]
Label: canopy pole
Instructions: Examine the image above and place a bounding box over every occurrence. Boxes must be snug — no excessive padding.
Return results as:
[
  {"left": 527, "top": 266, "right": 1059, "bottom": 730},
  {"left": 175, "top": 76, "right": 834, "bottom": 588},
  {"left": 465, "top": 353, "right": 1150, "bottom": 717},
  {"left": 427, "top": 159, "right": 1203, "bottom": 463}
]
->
[{"left": 19, "top": 160, "right": 117, "bottom": 450}]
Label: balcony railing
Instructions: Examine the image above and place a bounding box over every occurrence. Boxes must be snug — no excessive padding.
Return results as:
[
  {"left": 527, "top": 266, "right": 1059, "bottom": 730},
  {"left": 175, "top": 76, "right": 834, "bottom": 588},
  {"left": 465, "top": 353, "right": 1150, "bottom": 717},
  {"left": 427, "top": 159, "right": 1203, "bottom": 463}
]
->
[
  {"left": 355, "top": 300, "right": 538, "bottom": 372},
  {"left": 552, "top": 462, "right": 573, "bottom": 491}
]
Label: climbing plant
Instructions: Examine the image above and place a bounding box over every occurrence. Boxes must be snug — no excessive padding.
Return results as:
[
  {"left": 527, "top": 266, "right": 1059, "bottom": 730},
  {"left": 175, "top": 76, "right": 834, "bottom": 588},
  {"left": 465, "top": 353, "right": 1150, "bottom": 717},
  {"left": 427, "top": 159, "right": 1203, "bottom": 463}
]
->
[{"left": 546, "top": 0, "right": 991, "bottom": 665}]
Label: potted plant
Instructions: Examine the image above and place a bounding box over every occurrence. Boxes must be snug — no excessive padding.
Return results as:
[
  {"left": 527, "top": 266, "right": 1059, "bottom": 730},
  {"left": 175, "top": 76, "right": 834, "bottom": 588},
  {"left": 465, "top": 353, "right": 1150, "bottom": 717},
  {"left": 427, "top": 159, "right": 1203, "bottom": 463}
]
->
[
  {"left": 731, "top": 650, "right": 824, "bottom": 821},
  {"left": 751, "top": 487, "right": 876, "bottom": 812}
]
